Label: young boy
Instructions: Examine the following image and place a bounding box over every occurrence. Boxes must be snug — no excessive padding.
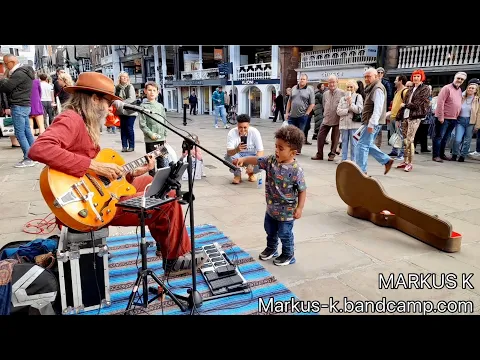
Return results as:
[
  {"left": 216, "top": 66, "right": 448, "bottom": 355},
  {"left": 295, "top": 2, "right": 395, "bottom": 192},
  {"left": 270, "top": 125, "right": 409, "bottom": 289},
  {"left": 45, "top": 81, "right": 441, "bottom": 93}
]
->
[
  {"left": 138, "top": 81, "right": 169, "bottom": 176},
  {"left": 233, "top": 125, "right": 307, "bottom": 266}
]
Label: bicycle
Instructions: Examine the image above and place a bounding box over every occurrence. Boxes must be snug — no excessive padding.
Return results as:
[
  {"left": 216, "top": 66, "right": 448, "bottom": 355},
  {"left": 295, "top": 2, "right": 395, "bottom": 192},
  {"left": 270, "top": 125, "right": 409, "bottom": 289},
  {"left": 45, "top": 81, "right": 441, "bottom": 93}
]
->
[{"left": 226, "top": 104, "right": 237, "bottom": 125}]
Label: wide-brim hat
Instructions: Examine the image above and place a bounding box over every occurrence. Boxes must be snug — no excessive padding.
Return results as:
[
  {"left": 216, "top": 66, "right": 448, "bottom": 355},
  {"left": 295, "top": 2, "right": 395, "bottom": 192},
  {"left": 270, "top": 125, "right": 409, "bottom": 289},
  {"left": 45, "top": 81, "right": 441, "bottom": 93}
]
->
[{"left": 64, "top": 72, "right": 122, "bottom": 102}]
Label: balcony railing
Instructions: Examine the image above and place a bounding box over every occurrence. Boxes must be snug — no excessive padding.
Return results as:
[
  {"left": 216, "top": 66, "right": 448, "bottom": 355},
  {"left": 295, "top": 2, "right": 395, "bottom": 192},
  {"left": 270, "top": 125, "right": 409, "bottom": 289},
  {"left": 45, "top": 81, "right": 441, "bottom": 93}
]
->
[
  {"left": 181, "top": 68, "right": 220, "bottom": 80},
  {"left": 398, "top": 45, "right": 480, "bottom": 68},
  {"left": 301, "top": 46, "right": 377, "bottom": 68},
  {"left": 237, "top": 62, "right": 272, "bottom": 80}
]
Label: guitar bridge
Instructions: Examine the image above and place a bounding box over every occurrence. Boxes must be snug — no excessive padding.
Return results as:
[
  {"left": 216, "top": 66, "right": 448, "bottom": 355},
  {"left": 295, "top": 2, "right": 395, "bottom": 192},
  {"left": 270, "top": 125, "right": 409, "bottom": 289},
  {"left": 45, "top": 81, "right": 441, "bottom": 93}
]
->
[{"left": 53, "top": 180, "right": 104, "bottom": 223}]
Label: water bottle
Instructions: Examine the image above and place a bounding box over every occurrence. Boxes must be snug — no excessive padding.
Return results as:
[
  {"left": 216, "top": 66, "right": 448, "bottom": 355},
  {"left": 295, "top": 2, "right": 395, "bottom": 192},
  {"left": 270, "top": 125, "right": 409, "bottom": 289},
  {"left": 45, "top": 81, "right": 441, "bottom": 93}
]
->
[{"left": 257, "top": 171, "right": 263, "bottom": 189}]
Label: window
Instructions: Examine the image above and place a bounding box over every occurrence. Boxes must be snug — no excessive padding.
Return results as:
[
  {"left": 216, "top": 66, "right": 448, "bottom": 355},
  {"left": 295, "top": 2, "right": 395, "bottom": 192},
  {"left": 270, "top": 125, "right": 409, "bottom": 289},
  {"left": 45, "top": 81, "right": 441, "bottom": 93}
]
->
[
  {"left": 15, "top": 49, "right": 19, "bottom": 56},
  {"left": 83, "top": 59, "right": 91, "bottom": 71}
]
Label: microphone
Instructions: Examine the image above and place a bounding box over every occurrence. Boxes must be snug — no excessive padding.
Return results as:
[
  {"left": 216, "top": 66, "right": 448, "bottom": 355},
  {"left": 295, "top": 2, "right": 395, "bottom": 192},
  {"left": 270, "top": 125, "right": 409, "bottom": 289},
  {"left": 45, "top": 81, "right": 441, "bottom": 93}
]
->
[{"left": 112, "top": 100, "right": 153, "bottom": 114}]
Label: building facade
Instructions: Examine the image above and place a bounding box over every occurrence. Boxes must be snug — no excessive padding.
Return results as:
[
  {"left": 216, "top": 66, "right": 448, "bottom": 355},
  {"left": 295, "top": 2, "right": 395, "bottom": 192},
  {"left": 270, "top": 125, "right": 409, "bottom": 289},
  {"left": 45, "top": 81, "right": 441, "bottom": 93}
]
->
[
  {"left": 166, "top": 45, "right": 281, "bottom": 119},
  {"left": 0, "top": 45, "right": 36, "bottom": 74},
  {"left": 294, "top": 45, "right": 380, "bottom": 91},
  {"left": 385, "top": 45, "right": 480, "bottom": 90}
]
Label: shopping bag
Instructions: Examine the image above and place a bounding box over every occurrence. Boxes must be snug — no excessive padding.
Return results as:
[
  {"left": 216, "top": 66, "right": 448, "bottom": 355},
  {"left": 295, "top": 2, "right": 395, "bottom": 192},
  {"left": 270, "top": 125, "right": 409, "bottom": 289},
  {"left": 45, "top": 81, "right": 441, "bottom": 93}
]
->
[
  {"left": 388, "top": 125, "right": 403, "bottom": 149},
  {"left": 352, "top": 125, "right": 365, "bottom": 147}
]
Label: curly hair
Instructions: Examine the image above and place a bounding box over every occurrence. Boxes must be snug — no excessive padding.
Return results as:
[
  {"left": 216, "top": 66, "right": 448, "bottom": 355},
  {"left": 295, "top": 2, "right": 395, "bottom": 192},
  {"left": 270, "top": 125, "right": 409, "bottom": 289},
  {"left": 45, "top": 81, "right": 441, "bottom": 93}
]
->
[
  {"left": 237, "top": 113, "right": 250, "bottom": 123},
  {"left": 275, "top": 125, "right": 305, "bottom": 151}
]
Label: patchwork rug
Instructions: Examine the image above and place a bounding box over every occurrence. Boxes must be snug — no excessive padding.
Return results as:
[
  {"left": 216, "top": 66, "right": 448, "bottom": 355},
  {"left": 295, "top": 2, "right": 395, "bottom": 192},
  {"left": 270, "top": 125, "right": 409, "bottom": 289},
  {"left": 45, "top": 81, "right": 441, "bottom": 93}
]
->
[{"left": 78, "top": 224, "right": 308, "bottom": 315}]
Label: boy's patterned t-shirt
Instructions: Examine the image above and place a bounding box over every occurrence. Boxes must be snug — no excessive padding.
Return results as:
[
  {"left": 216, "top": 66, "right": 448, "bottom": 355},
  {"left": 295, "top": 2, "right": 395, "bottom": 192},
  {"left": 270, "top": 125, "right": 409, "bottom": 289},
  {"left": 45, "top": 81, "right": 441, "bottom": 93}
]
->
[{"left": 258, "top": 155, "right": 307, "bottom": 221}]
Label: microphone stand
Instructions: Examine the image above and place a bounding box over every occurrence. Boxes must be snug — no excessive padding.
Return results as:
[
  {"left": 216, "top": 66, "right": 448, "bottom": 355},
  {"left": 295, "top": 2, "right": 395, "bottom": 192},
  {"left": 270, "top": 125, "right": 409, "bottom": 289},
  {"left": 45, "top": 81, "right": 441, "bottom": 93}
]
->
[{"left": 124, "top": 106, "right": 239, "bottom": 314}]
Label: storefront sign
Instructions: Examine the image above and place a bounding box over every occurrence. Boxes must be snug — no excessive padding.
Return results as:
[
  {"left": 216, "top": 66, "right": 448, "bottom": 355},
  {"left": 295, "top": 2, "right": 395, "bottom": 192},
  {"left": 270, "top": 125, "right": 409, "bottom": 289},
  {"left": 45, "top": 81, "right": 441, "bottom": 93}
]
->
[
  {"left": 234, "top": 79, "right": 280, "bottom": 85},
  {"left": 183, "top": 80, "right": 204, "bottom": 85},
  {"left": 366, "top": 45, "right": 378, "bottom": 57},
  {"left": 320, "top": 71, "right": 344, "bottom": 78},
  {"left": 171, "top": 79, "right": 227, "bottom": 87},
  {"left": 301, "top": 66, "right": 371, "bottom": 81}
]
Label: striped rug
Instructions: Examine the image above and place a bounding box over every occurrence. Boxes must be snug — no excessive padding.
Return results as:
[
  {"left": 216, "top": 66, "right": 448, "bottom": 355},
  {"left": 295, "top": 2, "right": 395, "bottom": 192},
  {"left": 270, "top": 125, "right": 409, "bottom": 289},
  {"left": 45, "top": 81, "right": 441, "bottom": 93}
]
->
[{"left": 77, "top": 224, "right": 309, "bottom": 315}]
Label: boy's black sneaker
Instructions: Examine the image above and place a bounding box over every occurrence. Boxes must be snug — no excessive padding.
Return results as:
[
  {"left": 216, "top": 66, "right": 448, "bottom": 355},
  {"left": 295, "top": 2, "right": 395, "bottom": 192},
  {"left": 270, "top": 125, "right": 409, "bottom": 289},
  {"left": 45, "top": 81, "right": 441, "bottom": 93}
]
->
[
  {"left": 259, "top": 247, "right": 278, "bottom": 261},
  {"left": 273, "top": 253, "right": 296, "bottom": 266}
]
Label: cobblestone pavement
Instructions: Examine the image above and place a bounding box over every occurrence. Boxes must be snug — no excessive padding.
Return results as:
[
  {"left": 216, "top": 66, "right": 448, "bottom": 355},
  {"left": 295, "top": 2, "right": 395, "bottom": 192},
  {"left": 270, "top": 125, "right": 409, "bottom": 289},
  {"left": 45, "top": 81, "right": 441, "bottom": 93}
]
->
[{"left": 1, "top": 112, "right": 480, "bottom": 314}]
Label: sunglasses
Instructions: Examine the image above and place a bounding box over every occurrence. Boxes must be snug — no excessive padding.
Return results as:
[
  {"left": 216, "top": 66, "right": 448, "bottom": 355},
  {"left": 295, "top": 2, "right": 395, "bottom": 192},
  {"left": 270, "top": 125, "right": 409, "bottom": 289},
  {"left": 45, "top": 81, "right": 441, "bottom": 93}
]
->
[{"left": 98, "top": 95, "right": 114, "bottom": 106}]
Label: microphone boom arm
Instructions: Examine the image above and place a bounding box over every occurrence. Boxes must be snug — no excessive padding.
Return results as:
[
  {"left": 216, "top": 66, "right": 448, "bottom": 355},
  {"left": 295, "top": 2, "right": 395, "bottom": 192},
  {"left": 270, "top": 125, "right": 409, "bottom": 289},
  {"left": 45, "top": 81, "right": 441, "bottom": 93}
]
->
[
  {"left": 113, "top": 99, "right": 237, "bottom": 171},
  {"left": 138, "top": 108, "right": 237, "bottom": 172}
]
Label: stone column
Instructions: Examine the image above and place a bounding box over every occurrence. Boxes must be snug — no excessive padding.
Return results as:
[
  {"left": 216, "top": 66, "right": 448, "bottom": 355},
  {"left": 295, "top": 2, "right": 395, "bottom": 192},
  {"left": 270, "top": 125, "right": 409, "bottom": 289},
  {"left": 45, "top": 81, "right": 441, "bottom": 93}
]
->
[
  {"left": 153, "top": 45, "right": 161, "bottom": 85},
  {"left": 280, "top": 46, "right": 300, "bottom": 94},
  {"left": 385, "top": 45, "right": 399, "bottom": 70},
  {"left": 229, "top": 45, "right": 240, "bottom": 81},
  {"left": 198, "top": 45, "right": 203, "bottom": 70},
  {"left": 271, "top": 45, "right": 279, "bottom": 80},
  {"left": 112, "top": 46, "right": 121, "bottom": 81},
  {"left": 161, "top": 45, "right": 167, "bottom": 101}
]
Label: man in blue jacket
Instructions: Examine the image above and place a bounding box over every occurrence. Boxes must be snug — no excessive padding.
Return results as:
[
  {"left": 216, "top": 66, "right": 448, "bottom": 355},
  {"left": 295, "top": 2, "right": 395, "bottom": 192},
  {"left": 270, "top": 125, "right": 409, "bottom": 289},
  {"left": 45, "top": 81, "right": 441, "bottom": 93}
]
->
[{"left": 212, "top": 85, "right": 229, "bottom": 129}]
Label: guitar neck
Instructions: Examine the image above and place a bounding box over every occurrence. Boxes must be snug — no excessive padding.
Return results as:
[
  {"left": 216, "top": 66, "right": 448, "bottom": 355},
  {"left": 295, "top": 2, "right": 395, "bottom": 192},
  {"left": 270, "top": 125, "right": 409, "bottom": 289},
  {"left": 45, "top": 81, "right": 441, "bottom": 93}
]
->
[{"left": 122, "top": 145, "right": 166, "bottom": 173}]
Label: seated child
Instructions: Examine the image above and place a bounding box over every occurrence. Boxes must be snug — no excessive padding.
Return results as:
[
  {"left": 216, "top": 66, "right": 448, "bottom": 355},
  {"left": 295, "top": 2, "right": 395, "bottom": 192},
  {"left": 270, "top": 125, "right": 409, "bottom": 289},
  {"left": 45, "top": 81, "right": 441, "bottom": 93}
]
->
[{"left": 182, "top": 138, "right": 206, "bottom": 177}]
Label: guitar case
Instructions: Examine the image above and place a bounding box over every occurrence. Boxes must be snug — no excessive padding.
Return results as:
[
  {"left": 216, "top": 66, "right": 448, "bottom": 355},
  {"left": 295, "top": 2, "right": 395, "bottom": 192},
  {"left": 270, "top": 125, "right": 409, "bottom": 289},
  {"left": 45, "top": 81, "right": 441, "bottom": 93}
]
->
[{"left": 0, "top": 236, "right": 62, "bottom": 315}]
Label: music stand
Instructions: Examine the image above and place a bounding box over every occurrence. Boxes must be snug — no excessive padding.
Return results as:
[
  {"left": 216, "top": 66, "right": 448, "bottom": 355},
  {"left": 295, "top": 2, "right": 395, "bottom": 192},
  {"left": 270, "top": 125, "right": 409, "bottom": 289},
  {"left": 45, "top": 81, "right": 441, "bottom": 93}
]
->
[
  {"left": 120, "top": 105, "right": 242, "bottom": 315},
  {"left": 116, "top": 185, "right": 186, "bottom": 314}
]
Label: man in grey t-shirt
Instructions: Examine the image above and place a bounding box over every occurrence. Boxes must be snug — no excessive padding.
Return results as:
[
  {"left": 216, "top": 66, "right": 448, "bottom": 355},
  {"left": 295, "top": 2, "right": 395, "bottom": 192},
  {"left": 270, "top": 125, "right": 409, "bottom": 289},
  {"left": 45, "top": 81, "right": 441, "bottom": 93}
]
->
[{"left": 285, "top": 73, "right": 315, "bottom": 134}]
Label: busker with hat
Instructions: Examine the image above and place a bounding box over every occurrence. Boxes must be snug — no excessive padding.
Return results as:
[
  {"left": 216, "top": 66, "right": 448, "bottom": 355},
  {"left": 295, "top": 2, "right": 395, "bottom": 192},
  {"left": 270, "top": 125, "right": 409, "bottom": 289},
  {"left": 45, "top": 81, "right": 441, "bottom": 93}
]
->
[{"left": 28, "top": 72, "right": 206, "bottom": 275}]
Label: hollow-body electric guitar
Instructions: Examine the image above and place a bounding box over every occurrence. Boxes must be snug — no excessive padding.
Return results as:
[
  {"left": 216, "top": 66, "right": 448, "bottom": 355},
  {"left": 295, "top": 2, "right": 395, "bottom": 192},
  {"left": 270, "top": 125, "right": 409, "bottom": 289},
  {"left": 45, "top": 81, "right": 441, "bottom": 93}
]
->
[{"left": 39, "top": 146, "right": 168, "bottom": 232}]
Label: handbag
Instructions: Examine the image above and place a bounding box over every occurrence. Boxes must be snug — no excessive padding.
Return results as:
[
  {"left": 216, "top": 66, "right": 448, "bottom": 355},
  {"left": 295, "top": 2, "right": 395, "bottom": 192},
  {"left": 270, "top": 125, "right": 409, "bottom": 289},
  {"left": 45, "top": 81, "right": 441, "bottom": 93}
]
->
[
  {"left": 388, "top": 123, "right": 403, "bottom": 148},
  {"left": 352, "top": 94, "right": 362, "bottom": 122}
]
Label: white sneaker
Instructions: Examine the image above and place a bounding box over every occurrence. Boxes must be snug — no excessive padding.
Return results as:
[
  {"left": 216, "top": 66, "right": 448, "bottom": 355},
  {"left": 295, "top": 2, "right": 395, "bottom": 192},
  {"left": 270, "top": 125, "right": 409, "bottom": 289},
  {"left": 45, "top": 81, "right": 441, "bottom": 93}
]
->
[
  {"left": 224, "top": 124, "right": 230, "bottom": 129},
  {"left": 14, "top": 159, "right": 36, "bottom": 168},
  {"left": 468, "top": 151, "right": 480, "bottom": 157},
  {"left": 214, "top": 124, "right": 219, "bottom": 129}
]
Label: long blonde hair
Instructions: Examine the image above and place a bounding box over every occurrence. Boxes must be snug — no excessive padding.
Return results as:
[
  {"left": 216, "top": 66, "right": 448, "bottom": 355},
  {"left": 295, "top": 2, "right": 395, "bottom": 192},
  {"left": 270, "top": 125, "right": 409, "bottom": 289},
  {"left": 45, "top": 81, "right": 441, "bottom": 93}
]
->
[
  {"left": 62, "top": 92, "right": 102, "bottom": 146},
  {"left": 117, "top": 71, "right": 130, "bottom": 85},
  {"left": 58, "top": 72, "right": 74, "bottom": 86}
]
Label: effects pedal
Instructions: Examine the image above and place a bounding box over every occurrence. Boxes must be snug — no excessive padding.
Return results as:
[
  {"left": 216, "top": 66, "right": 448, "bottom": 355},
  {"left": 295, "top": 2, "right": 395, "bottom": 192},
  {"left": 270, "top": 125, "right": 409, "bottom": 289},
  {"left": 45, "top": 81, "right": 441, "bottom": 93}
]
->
[
  {"left": 216, "top": 264, "right": 236, "bottom": 277},
  {"left": 200, "top": 242, "right": 248, "bottom": 295}
]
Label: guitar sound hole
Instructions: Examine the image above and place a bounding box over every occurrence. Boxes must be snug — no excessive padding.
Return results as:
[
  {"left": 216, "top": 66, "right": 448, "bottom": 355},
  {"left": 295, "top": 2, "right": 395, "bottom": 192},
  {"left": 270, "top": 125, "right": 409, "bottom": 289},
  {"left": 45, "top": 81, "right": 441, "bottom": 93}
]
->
[{"left": 98, "top": 176, "right": 111, "bottom": 186}]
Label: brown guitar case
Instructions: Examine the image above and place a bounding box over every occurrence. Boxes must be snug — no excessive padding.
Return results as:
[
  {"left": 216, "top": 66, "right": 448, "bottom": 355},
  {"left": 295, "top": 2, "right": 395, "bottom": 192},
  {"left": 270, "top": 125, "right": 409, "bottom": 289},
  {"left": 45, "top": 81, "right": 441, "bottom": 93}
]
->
[{"left": 335, "top": 161, "right": 462, "bottom": 253}]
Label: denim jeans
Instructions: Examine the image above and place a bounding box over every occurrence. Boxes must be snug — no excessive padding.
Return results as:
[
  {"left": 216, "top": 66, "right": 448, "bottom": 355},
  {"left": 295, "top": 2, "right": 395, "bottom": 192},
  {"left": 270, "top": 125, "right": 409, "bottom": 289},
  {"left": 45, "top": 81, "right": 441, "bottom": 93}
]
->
[
  {"left": 341, "top": 129, "right": 356, "bottom": 161},
  {"left": 120, "top": 115, "right": 136, "bottom": 149},
  {"left": 264, "top": 212, "right": 294, "bottom": 256},
  {"left": 288, "top": 115, "right": 308, "bottom": 132},
  {"left": 225, "top": 152, "right": 259, "bottom": 177},
  {"left": 214, "top": 105, "right": 227, "bottom": 126},
  {"left": 355, "top": 124, "right": 391, "bottom": 173},
  {"left": 432, "top": 118, "right": 456, "bottom": 158},
  {"left": 11, "top": 105, "right": 35, "bottom": 160},
  {"left": 452, "top": 116, "right": 474, "bottom": 157}
]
